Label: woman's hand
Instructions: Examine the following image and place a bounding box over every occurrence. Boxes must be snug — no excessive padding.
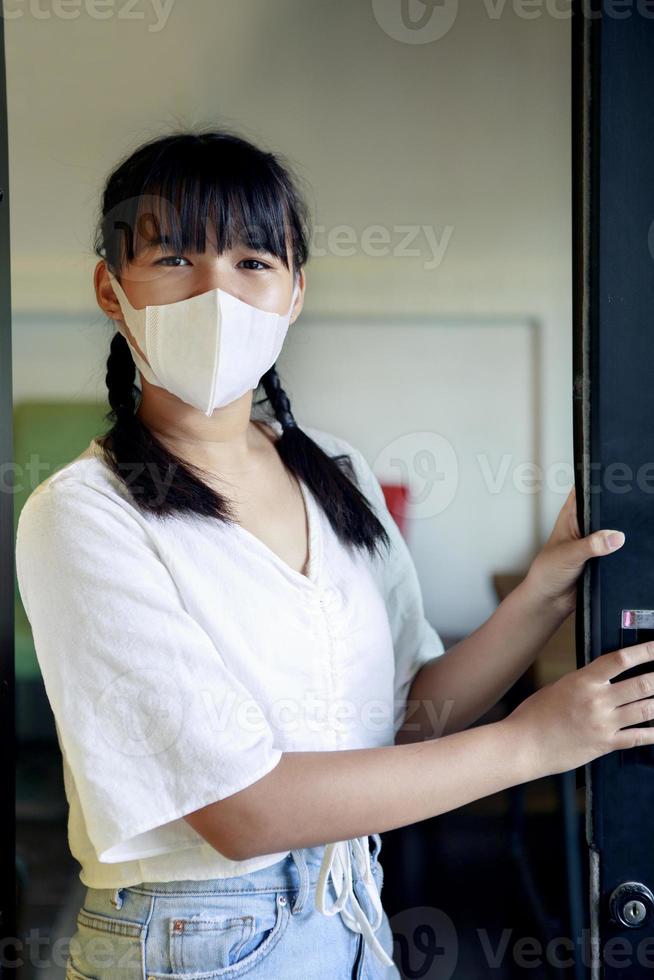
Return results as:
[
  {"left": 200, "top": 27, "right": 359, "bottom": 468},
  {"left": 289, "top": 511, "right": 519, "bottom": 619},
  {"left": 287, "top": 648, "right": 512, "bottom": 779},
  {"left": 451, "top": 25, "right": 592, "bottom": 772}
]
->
[
  {"left": 504, "top": 638, "right": 654, "bottom": 776},
  {"left": 525, "top": 485, "right": 625, "bottom": 616}
]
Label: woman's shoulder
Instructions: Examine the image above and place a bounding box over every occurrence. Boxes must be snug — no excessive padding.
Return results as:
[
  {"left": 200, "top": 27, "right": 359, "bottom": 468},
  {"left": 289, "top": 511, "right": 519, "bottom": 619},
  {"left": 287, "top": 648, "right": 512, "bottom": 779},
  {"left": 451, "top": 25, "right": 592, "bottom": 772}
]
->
[
  {"left": 16, "top": 438, "right": 145, "bottom": 548},
  {"left": 21, "top": 436, "right": 129, "bottom": 501},
  {"left": 15, "top": 439, "right": 162, "bottom": 624}
]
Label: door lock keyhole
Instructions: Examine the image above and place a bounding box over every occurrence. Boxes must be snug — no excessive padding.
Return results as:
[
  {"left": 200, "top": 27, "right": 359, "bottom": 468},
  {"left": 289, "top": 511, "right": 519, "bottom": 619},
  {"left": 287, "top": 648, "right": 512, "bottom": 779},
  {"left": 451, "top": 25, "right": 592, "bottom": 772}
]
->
[{"left": 609, "top": 881, "right": 654, "bottom": 929}]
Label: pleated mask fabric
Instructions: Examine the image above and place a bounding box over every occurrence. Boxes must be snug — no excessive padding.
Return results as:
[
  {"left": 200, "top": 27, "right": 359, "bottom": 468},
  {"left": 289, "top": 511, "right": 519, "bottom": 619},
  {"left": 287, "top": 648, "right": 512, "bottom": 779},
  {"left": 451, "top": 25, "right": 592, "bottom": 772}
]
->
[{"left": 107, "top": 269, "right": 299, "bottom": 415}]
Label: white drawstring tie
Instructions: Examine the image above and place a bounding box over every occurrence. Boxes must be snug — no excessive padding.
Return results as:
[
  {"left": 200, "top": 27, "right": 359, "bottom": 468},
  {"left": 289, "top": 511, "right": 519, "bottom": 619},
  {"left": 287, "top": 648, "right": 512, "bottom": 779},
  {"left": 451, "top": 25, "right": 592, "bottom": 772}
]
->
[{"left": 315, "top": 837, "right": 395, "bottom": 968}]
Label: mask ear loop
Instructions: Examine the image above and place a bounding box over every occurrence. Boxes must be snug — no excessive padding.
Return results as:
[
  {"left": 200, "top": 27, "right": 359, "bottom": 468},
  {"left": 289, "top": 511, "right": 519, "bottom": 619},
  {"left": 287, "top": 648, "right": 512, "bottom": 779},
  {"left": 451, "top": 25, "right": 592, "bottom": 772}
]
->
[{"left": 106, "top": 268, "right": 161, "bottom": 390}]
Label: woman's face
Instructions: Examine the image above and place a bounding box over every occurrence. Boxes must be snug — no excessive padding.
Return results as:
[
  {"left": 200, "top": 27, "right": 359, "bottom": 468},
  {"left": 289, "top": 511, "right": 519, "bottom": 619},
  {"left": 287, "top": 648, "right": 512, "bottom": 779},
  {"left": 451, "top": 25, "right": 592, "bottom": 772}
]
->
[{"left": 96, "top": 216, "right": 305, "bottom": 365}]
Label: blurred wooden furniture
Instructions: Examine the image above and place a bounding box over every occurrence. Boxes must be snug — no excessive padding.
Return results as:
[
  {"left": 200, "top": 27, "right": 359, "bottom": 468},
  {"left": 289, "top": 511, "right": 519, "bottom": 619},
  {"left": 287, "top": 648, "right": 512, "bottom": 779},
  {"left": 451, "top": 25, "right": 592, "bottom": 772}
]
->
[{"left": 493, "top": 571, "right": 576, "bottom": 688}]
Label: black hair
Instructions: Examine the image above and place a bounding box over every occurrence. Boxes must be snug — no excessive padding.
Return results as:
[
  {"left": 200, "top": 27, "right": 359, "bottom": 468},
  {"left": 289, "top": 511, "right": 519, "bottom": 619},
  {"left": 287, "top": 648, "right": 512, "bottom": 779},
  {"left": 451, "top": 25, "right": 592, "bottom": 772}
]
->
[{"left": 93, "top": 128, "right": 390, "bottom": 561}]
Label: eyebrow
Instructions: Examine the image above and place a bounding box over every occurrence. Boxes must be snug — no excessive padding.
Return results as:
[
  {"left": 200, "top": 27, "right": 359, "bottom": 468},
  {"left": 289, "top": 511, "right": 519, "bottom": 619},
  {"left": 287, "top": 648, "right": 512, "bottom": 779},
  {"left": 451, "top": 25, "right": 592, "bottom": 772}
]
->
[{"left": 141, "top": 234, "right": 276, "bottom": 257}]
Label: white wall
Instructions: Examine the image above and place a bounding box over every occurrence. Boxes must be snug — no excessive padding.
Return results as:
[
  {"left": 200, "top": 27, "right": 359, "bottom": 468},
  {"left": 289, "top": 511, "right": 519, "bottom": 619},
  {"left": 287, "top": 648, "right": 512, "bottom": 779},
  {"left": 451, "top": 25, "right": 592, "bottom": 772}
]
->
[{"left": 8, "top": 0, "right": 573, "bottom": 636}]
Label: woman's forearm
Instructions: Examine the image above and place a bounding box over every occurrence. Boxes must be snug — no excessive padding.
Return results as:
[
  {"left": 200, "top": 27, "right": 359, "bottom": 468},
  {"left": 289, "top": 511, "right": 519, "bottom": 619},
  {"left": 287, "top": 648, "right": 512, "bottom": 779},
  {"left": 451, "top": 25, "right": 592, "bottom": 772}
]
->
[
  {"left": 395, "top": 575, "right": 572, "bottom": 744},
  {"left": 184, "top": 716, "right": 542, "bottom": 861}
]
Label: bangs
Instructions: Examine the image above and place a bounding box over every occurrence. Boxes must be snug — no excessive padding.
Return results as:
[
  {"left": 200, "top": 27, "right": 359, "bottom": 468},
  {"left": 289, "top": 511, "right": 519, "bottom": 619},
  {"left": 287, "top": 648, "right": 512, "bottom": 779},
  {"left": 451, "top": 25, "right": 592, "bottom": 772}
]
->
[{"left": 103, "top": 133, "right": 305, "bottom": 273}]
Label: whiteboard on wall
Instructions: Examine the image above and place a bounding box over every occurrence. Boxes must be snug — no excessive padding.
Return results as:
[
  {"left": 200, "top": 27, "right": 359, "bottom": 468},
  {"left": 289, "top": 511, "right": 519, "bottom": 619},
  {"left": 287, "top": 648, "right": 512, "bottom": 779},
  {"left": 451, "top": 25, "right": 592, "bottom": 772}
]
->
[{"left": 277, "top": 315, "right": 542, "bottom": 638}]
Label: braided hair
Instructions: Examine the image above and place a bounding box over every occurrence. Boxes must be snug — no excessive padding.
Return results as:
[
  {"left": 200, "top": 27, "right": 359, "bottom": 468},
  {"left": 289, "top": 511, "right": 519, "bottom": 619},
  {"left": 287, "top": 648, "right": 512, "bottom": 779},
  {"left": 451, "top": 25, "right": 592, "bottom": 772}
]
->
[{"left": 94, "top": 129, "right": 390, "bottom": 561}]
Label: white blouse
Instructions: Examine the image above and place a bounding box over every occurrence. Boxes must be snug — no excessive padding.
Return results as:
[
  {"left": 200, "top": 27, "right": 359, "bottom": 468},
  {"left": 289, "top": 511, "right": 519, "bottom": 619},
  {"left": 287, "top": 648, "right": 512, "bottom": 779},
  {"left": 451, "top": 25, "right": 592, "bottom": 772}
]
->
[{"left": 15, "top": 418, "right": 445, "bottom": 961}]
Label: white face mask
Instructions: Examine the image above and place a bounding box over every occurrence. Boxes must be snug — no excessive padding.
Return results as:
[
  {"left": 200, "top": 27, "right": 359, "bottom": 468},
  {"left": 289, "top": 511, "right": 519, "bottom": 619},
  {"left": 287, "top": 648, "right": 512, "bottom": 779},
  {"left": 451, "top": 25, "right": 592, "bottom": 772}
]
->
[{"left": 107, "top": 268, "right": 300, "bottom": 417}]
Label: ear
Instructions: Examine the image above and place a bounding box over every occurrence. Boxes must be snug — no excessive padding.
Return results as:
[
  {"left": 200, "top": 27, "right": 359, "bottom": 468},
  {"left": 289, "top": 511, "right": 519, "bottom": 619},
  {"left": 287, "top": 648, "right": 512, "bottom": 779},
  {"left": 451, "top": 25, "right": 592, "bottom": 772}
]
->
[
  {"left": 94, "top": 261, "right": 147, "bottom": 363},
  {"left": 289, "top": 268, "right": 306, "bottom": 325},
  {"left": 94, "top": 260, "right": 122, "bottom": 321}
]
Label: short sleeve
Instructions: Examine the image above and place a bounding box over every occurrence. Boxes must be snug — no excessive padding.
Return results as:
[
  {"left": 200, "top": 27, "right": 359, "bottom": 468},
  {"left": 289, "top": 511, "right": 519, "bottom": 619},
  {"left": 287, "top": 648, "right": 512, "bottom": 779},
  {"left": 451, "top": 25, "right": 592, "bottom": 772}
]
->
[
  {"left": 341, "top": 442, "right": 447, "bottom": 736},
  {"left": 15, "top": 478, "right": 283, "bottom": 864}
]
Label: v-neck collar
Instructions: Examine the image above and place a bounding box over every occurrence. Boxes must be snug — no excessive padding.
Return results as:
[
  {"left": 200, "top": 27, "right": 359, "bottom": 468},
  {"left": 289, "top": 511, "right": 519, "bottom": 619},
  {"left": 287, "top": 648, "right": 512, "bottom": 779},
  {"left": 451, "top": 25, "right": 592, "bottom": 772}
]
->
[
  {"left": 230, "top": 474, "right": 322, "bottom": 588},
  {"left": 90, "top": 422, "right": 323, "bottom": 588},
  {"left": 230, "top": 416, "right": 323, "bottom": 587}
]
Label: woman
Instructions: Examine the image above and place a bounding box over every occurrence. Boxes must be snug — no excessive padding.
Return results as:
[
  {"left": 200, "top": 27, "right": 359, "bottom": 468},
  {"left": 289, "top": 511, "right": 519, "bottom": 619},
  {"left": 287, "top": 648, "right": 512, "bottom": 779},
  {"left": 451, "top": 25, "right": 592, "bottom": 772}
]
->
[{"left": 15, "top": 129, "right": 653, "bottom": 980}]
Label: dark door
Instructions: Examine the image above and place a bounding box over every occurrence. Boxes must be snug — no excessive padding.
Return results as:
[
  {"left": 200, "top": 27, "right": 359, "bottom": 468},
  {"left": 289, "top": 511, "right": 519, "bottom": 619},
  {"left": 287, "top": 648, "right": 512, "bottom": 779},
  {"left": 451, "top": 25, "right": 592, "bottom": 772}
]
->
[{"left": 573, "top": 3, "right": 654, "bottom": 977}]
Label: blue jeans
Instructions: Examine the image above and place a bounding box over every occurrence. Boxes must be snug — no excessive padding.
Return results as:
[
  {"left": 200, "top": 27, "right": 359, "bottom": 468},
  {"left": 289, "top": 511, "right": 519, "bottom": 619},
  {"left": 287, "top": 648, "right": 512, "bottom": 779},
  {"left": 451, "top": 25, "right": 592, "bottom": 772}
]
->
[{"left": 65, "top": 835, "right": 400, "bottom": 979}]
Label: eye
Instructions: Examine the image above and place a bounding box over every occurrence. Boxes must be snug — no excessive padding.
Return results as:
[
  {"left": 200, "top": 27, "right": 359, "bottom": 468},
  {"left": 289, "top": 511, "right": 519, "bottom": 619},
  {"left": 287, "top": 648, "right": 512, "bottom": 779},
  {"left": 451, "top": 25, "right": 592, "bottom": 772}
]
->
[
  {"left": 155, "top": 255, "right": 190, "bottom": 267},
  {"left": 238, "top": 258, "right": 271, "bottom": 271}
]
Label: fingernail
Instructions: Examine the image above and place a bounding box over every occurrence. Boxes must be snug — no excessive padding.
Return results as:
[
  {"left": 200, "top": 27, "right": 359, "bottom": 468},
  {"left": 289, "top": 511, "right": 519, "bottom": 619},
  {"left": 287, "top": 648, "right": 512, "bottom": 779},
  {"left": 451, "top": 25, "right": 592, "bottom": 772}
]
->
[{"left": 605, "top": 531, "right": 625, "bottom": 550}]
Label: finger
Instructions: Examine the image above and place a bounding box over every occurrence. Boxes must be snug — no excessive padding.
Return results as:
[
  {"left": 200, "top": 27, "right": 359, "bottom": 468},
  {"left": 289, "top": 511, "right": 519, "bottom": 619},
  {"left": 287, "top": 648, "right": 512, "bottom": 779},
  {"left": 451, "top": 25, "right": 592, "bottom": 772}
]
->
[
  {"left": 555, "top": 528, "right": 625, "bottom": 569},
  {"left": 594, "top": 639, "right": 654, "bottom": 685},
  {"left": 610, "top": 667, "right": 654, "bottom": 708},
  {"left": 613, "top": 696, "right": 654, "bottom": 731},
  {"left": 614, "top": 723, "right": 654, "bottom": 751},
  {"left": 589, "top": 529, "right": 625, "bottom": 556}
]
